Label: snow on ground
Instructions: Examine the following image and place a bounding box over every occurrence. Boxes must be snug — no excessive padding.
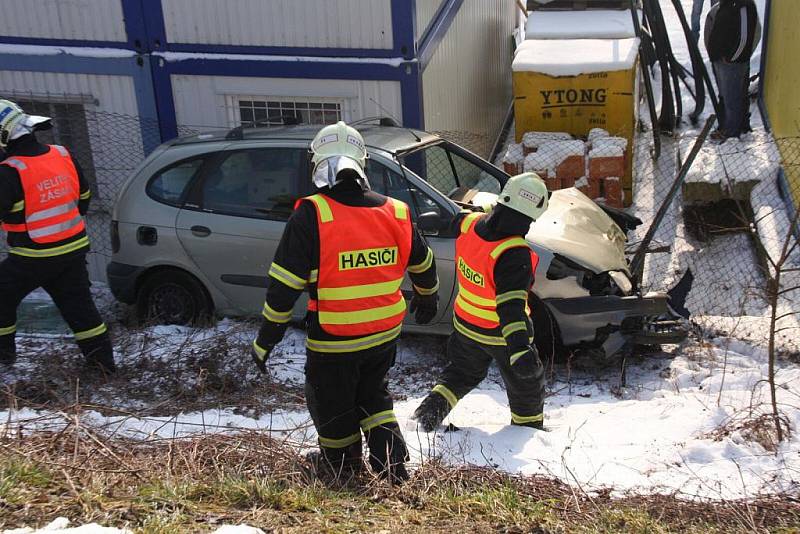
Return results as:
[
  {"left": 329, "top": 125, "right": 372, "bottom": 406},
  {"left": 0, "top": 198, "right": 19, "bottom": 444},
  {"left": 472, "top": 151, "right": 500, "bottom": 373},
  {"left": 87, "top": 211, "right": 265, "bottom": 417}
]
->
[
  {"left": 1, "top": 517, "right": 265, "bottom": 534},
  {"left": 3, "top": 328, "right": 799, "bottom": 501}
]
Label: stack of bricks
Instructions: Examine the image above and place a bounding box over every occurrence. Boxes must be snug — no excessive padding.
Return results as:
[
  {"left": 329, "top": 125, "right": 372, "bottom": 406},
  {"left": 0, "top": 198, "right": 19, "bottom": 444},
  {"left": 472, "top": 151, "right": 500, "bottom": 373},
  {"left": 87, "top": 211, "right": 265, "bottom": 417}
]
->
[
  {"left": 519, "top": 131, "right": 573, "bottom": 190},
  {"left": 539, "top": 140, "right": 585, "bottom": 190},
  {"left": 522, "top": 131, "right": 572, "bottom": 155},
  {"left": 587, "top": 134, "right": 628, "bottom": 208},
  {"left": 523, "top": 152, "right": 555, "bottom": 188},
  {"left": 510, "top": 129, "right": 628, "bottom": 208},
  {"left": 502, "top": 143, "right": 525, "bottom": 175}
]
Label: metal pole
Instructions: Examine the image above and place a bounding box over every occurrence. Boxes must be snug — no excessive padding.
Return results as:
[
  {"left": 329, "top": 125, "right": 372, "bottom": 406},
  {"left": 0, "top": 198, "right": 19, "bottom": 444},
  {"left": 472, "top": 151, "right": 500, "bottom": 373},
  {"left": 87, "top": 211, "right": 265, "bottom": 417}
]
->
[{"left": 630, "top": 115, "right": 717, "bottom": 285}]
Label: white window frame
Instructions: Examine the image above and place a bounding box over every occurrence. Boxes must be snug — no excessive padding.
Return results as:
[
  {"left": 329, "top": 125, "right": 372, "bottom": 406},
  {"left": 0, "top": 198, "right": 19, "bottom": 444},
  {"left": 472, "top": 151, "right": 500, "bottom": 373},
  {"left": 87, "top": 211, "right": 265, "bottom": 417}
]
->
[{"left": 225, "top": 95, "right": 346, "bottom": 129}]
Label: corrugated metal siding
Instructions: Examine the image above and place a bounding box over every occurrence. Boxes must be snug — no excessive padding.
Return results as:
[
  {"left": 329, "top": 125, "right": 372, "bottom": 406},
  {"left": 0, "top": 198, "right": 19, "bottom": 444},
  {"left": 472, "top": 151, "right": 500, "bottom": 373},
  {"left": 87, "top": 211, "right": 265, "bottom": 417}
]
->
[
  {"left": 162, "top": 0, "right": 394, "bottom": 50},
  {"left": 0, "top": 0, "right": 126, "bottom": 42},
  {"left": 422, "top": 1, "right": 517, "bottom": 157},
  {"left": 416, "top": 0, "right": 444, "bottom": 40},
  {"left": 171, "top": 74, "right": 402, "bottom": 130}
]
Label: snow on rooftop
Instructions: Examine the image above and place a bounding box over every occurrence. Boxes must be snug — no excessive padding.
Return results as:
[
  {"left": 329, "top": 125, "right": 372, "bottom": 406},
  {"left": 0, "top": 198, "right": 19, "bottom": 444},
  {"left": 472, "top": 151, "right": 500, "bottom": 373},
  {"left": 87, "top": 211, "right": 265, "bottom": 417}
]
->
[
  {"left": 525, "top": 9, "right": 640, "bottom": 40},
  {"left": 513, "top": 38, "right": 640, "bottom": 77},
  {"left": 154, "top": 51, "right": 411, "bottom": 67},
  {"left": 0, "top": 43, "right": 136, "bottom": 59}
]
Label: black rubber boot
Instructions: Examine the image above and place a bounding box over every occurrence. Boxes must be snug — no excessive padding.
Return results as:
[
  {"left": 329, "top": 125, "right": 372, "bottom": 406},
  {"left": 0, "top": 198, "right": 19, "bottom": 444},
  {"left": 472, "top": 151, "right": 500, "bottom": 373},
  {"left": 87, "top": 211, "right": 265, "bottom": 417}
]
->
[
  {"left": 79, "top": 335, "right": 116, "bottom": 375},
  {"left": 0, "top": 348, "right": 16, "bottom": 366},
  {"left": 366, "top": 425, "right": 410, "bottom": 485},
  {"left": 0, "top": 337, "right": 16, "bottom": 365},
  {"left": 413, "top": 392, "right": 451, "bottom": 433},
  {"left": 307, "top": 442, "right": 365, "bottom": 484}
]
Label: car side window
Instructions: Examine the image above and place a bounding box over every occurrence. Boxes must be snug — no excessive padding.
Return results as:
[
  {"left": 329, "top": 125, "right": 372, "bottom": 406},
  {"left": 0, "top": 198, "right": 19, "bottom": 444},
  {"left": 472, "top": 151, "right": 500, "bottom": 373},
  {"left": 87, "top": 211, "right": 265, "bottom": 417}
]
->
[
  {"left": 406, "top": 145, "right": 458, "bottom": 196},
  {"left": 366, "top": 159, "right": 416, "bottom": 215},
  {"left": 450, "top": 151, "right": 502, "bottom": 195},
  {"left": 366, "top": 159, "right": 446, "bottom": 220},
  {"left": 200, "top": 148, "right": 303, "bottom": 220},
  {"left": 147, "top": 157, "right": 205, "bottom": 207}
]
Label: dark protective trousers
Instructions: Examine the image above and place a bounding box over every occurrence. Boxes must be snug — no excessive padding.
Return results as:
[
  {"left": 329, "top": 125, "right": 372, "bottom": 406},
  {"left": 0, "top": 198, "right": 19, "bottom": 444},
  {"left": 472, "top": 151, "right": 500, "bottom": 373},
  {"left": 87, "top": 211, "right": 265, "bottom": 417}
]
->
[
  {"left": 435, "top": 331, "right": 545, "bottom": 425},
  {"left": 0, "top": 253, "right": 112, "bottom": 366},
  {"left": 305, "top": 341, "right": 408, "bottom": 474}
]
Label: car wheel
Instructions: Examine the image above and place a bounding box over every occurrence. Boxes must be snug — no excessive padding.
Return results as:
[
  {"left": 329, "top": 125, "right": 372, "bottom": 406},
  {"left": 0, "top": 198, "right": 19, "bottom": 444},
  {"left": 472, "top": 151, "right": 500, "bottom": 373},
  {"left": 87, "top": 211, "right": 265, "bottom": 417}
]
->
[
  {"left": 529, "top": 294, "right": 567, "bottom": 365},
  {"left": 136, "top": 269, "right": 212, "bottom": 326}
]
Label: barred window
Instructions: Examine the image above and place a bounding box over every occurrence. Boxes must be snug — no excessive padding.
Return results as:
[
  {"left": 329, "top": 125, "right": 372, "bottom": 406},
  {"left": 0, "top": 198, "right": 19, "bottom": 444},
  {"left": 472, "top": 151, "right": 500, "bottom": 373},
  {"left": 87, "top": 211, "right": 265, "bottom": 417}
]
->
[{"left": 231, "top": 96, "right": 343, "bottom": 128}]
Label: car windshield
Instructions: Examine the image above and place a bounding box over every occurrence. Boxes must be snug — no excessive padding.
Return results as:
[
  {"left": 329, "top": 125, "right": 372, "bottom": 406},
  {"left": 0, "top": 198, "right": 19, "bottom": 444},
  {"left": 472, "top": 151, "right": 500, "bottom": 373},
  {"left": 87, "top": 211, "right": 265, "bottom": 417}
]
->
[{"left": 398, "top": 142, "right": 505, "bottom": 203}]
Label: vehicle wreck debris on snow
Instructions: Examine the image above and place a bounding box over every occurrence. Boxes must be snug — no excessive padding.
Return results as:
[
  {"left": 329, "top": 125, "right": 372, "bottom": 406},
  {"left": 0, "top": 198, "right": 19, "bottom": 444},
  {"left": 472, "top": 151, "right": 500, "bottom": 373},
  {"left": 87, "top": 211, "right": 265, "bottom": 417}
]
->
[{"left": 108, "top": 119, "right": 688, "bottom": 362}]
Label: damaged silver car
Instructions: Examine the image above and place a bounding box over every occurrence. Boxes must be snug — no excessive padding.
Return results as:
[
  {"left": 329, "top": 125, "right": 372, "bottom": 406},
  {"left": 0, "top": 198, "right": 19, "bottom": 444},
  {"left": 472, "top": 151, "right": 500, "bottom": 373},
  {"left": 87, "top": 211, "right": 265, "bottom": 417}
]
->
[{"left": 108, "top": 119, "right": 687, "bottom": 361}]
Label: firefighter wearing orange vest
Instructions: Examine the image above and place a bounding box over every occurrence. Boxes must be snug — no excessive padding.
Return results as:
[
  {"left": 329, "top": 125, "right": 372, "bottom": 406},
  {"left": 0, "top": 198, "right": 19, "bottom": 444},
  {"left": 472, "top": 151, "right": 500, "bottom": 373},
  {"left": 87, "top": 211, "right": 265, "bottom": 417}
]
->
[
  {"left": 413, "top": 173, "right": 549, "bottom": 432},
  {"left": 0, "top": 99, "right": 115, "bottom": 374},
  {"left": 252, "top": 122, "right": 439, "bottom": 482}
]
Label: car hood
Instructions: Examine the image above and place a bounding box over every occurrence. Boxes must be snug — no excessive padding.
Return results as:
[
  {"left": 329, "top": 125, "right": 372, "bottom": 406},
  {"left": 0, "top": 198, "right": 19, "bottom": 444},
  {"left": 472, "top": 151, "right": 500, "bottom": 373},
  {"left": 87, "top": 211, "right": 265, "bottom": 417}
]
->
[{"left": 472, "top": 188, "right": 630, "bottom": 275}]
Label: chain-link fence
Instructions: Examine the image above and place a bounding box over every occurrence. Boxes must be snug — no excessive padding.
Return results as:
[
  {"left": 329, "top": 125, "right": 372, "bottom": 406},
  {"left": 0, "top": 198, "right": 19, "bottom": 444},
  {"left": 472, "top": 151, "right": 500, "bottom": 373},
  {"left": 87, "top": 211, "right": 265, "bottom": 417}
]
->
[
  {"left": 502, "top": 120, "right": 800, "bottom": 353},
  {"left": 0, "top": 105, "right": 162, "bottom": 278},
  {"left": 2, "top": 106, "right": 798, "bottom": 353}
]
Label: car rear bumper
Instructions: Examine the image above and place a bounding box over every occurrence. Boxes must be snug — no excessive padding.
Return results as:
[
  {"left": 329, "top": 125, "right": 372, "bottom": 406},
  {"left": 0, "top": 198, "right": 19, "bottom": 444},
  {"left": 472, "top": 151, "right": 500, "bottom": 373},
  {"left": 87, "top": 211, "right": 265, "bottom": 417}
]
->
[{"left": 106, "top": 261, "right": 142, "bottom": 304}]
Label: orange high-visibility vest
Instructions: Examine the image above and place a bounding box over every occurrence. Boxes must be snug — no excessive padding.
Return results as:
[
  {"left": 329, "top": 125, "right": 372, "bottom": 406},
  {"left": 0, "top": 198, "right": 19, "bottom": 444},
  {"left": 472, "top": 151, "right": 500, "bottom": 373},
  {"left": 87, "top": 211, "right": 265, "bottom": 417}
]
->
[
  {"left": 299, "top": 193, "right": 413, "bottom": 337},
  {"left": 453, "top": 213, "right": 538, "bottom": 330},
  {"left": 1, "top": 145, "right": 85, "bottom": 244}
]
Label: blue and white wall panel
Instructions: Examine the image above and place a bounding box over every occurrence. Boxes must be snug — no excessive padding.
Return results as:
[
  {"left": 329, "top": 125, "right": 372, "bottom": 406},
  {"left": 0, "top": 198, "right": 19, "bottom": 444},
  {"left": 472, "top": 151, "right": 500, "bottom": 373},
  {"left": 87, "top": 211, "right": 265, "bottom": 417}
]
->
[
  {"left": 170, "top": 74, "right": 403, "bottom": 131},
  {"left": 162, "top": 0, "right": 395, "bottom": 51},
  {"left": 0, "top": 0, "right": 127, "bottom": 44},
  {"left": 421, "top": 0, "right": 517, "bottom": 157}
]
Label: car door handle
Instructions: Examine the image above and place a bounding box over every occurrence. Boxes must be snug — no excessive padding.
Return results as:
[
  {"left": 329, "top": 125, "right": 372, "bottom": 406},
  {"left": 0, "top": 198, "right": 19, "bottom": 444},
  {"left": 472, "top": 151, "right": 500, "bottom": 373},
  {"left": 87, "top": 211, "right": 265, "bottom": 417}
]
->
[{"left": 191, "top": 225, "right": 212, "bottom": 237}]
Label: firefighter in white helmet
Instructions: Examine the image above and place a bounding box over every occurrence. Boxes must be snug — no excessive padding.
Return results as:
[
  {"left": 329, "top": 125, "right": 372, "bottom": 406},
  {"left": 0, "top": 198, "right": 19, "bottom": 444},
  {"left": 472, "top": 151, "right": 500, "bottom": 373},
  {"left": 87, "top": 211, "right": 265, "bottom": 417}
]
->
[
  {"left": 0, "top": 99, "right": 115, "bottom": 374},
  {"left": 413, "top": 173, "right": 549, "bottom": 432},
  {"left": 252, "top": 121, "right": 439, "bottom": 482}
]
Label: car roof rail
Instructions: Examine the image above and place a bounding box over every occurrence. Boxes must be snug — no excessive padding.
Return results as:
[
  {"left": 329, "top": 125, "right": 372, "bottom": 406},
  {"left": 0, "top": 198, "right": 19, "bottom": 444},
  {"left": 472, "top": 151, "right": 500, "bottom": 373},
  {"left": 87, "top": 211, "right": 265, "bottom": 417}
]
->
[
  {"left": 226, "top": 115, "right": 305, "bottom": 140},
  {"left": 349, "top": 116, "right": 400, "bottom": 128},
  {"left": 225, "top": 125, "right": 244, "bottom": 140}
]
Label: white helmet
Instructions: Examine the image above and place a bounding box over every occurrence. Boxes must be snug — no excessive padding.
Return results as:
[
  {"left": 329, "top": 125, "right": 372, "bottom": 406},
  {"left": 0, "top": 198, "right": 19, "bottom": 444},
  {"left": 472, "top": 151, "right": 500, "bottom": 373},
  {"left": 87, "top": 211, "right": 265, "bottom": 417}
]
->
[
  {"left": 496, "top": 172, "right": 550, "bottom": 221},
  {"left": 0, "top": 99, "right": 51, "bottom": 148},
  {"left": 310, "top": 121, "right": 370, "bottom": 191}
]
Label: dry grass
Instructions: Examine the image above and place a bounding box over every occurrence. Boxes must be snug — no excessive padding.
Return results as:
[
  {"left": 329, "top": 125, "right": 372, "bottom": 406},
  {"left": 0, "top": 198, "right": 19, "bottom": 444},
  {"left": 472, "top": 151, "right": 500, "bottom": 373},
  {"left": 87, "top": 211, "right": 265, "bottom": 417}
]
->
[{"left": 1, "top": 418, "right": 799, "bottom": 534}]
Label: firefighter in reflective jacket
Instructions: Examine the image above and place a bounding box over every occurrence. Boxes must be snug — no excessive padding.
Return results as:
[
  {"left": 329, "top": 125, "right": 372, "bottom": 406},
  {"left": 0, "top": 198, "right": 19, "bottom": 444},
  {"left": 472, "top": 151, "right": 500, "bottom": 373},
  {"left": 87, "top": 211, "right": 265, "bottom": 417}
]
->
[
  {"left": 0, "top": 99, "right": 115, "bottom": 374},
  {"left": 413, "top": 173, "right": 549, "bottom": 432},
  {"left": 252, "top": 121, "right": 439, "bottom": 482}
]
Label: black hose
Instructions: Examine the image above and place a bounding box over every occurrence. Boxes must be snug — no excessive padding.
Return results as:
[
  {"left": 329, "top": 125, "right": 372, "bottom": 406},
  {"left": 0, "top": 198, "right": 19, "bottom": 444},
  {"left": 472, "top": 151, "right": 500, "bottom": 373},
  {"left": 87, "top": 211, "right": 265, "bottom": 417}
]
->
[{"left": 630, "top": 0, "right": 661, "bottom": 159}]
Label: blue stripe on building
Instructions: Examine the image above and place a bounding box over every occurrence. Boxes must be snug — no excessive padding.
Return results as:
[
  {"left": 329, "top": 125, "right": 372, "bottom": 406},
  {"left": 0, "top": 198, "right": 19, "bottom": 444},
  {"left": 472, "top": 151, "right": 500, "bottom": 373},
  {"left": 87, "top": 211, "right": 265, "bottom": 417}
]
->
[{"left": 0, "top": 0, "right": 465, "bottom": 148}]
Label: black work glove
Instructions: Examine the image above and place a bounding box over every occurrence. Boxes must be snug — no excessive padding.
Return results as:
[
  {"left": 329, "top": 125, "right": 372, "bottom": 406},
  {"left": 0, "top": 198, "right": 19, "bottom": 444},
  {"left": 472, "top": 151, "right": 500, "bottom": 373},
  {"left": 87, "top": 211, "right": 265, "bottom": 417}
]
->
[
  {"left": 509, "top": 345, "right": 543, "bottom": 380},
  {"left": 251, "top": 341, "right": 275, "bottom": 374},
  {"left": 409, "top": 293, "right": 438, "bottom": 325}
]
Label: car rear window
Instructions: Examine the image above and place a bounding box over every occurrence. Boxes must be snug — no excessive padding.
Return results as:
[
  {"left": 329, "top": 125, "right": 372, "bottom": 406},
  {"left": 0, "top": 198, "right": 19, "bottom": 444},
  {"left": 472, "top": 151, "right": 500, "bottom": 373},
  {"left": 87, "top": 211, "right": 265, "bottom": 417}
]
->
[{"left": 147, "top": 157, "right": 205, "bottom": 207}]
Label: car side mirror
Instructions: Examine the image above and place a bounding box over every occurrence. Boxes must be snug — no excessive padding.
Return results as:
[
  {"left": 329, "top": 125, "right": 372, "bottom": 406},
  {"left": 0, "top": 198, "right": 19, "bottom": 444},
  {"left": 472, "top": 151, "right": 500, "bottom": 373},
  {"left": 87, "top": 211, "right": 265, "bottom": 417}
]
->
[{"left": 417, "top": 211, "right": 447, "bottom": 235}]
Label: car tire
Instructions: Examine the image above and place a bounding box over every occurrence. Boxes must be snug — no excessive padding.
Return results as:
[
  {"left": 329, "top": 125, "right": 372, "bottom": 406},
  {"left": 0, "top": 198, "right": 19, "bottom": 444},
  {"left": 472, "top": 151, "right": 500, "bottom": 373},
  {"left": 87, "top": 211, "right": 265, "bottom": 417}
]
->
[
  {"left": 529, "top": 294, "right": 567, "bottom": 365},
  {"left": 136, "top": 269, "right": 212, "bottom": 326}
]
